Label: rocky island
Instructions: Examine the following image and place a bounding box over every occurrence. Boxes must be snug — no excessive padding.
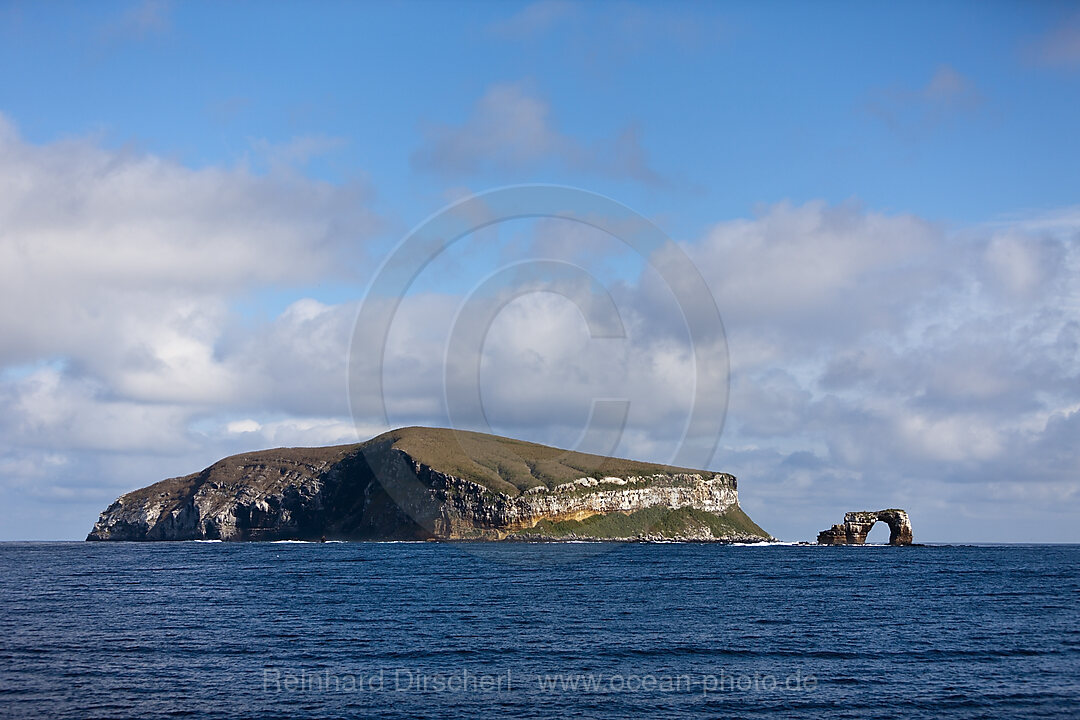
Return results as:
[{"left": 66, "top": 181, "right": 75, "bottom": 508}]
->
[
  {"left": 817, "top": 509, "right": 913, "bottom": 546},
  {"left": 87, "top": 427, "right": 772, "bottom": 542}
]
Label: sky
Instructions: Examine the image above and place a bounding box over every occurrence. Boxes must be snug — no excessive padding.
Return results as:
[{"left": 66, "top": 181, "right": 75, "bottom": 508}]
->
[{"left": 1, "top": 0, "right": 1078, "bottom": 542}]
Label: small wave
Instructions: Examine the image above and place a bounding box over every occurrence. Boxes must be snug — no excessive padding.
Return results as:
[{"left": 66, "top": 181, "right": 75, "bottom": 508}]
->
[
  {"left": 729, "top": 541, "right": 803, "bottom": 546},
  {"left": 554, "top": 540, "right": 606, "bottom": 544}
]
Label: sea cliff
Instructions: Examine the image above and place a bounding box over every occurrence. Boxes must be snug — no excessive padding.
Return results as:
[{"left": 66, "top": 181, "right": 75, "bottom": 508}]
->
[{"left": 87, "top": 427, "right": 771, "bottom": 542}]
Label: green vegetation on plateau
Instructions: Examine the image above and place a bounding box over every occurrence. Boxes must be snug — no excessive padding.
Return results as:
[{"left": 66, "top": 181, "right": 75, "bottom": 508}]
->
[
  {"left": 374, "top": 426, "right": 714, "bottom": 497},
  {"left": 514, "top": 506, "right": 769, "bottom": 540}
]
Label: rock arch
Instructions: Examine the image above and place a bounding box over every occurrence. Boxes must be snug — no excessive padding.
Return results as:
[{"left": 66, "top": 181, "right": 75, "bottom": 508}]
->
[{"left": 817, "top": 509, "right": 912, "bottom": 546}]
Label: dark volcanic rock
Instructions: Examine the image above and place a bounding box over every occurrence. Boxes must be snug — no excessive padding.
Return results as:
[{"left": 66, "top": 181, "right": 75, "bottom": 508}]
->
[
  {"left": 817, "top": 509, "right": 913, "bottom": 546},
  {"left": 87, "top": 427, "right": 772, "bottom": 542}
]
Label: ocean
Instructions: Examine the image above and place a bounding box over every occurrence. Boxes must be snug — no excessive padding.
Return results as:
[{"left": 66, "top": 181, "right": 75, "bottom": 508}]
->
[{"left": 1, "top": 542, "right": 1077, "bottom": 719}]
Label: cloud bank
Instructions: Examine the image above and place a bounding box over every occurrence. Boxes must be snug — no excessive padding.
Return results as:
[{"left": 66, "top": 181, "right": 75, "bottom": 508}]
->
[{"left": 1, "top": 113, "right": 1077, "bottom": 542}]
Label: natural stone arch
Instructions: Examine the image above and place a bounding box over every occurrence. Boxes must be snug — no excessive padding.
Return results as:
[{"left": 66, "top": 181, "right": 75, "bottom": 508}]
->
[{"left": 817, "top": 509, "right": 912, "bottom": 546}]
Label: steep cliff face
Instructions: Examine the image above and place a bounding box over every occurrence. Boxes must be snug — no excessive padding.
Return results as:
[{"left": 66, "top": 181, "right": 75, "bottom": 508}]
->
[{"left": 87, "top": 427, "right": 771, "bottom": 542}]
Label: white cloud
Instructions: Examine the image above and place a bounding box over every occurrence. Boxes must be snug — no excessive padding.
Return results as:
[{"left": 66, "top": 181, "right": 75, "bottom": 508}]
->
[
  {"left": 0, "top": 113, "right": 382, "bottom": 536},
  {"left": 983, "top": 232, "right": 1066, "bottom": 299},
  {"left": 694, "top": 200, "right": 937, "bottom": 318},
  {"left": 225, "top": 419, "right": 261, "bottom": 434},
  {"left": 0, "top": 114, "right": 374, "bottom": 291},
  {"left": 2, "top": 113, "right": 1079, "bottom": 542},
  {"left": 866, "top": 64, "right": 983, "bottom": 138},
  {"left": 0, "top": 367, "right": 193, "bottom": 453},
  {"left": 0, "top": 112, "right": 377, "bottom": 387},
  {"left": 411, "top": 83, "right": 662, "bottom": 184},
  {"left": 672, "top": 200, "right": 1080, "bottom": 539},
  {"left": 222, "top": 417, "right": 363, "bottom": 448}
]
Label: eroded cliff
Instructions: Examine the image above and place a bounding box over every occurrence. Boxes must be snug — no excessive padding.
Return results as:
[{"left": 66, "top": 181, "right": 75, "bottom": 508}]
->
[
  {"left": 87, "top": 427, "right": 771, "bottom": 542},
  {"left": 817, "top": 509, "right": 913, "bottom": 546}
]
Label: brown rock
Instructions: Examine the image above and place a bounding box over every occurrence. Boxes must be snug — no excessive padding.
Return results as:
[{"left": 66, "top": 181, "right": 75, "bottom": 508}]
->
[
  {"left": 86, "top": 427, "right": 771, "bottom": 542},
  {"left": 816, "top": 509, "right": 913, "bottom": 546}
]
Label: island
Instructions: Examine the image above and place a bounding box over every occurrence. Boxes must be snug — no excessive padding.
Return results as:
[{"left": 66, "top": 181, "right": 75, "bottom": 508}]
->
[
  {"left": 816, "top": 509, "right": 913, "bottom": 546},
  {"left": 87, "top": 427, "right": 772, "bottom": 542}
]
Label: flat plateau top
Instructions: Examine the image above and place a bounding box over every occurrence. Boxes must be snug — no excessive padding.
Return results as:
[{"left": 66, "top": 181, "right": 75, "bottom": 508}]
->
[{"left": 369, "top": 427, "right": 722, "bottom": 496}]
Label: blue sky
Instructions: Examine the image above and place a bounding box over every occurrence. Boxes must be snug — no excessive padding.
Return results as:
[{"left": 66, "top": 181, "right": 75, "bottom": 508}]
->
[
  {"left": 4, "top": 1, "right": 1077, "bottom": 227},
  {"left": 1, "top": 1, "right": 1078, "bottom": 541}
]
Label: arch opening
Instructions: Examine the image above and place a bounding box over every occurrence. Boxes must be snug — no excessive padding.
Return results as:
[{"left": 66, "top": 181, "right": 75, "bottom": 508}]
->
[{"left": 864, "top": 521, "right": 890, "bottom": 545}]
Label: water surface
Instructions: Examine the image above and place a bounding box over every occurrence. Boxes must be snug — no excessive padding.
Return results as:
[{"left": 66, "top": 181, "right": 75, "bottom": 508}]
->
[{"left": 1, "top": 542, "right": 1077, "bottom": 718}]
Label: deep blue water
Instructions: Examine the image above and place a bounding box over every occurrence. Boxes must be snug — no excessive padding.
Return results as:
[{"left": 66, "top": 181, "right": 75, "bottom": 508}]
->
[{"left": 1, "top": 542, "right": 1077, "bottom": 719}]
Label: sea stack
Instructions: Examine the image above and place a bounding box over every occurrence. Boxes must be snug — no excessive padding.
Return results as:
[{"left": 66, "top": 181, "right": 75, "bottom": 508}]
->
[{"left": 817, "top": 509, "right": 913, "bottom": 546}]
